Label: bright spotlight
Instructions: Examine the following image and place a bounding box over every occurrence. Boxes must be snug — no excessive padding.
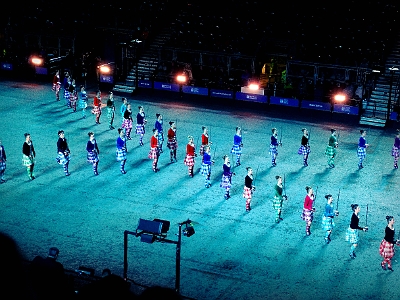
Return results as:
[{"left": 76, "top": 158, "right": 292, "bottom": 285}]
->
[
  {"left": 176, "top": 75, "right": 187, "bottom": 83},
  {"left": 30, "top": 57, "right": 43, "bottom": 66},
  {"left": 99, "top": 65, "right": 111, "bottom": 74},
  {"left": 334, "top": 94, "right": 346, "bottom": 102},
  {"left": 248, "top": 83, "right": 259, "bottom": 90}
]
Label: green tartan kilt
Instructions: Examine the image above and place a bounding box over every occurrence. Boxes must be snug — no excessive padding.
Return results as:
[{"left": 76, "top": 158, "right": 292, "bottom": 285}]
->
[
  {"left": 272, "top": 196, "right": 283, "bottom": 210},
  {"left": 325, "top": 146, "right": 336, "bottom": 157},
  {"left": 22, "top": 154, "right": 35, "bottom": 166}
]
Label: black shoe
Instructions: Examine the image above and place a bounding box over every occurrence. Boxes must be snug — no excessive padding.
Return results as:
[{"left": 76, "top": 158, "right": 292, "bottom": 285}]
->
[
  {"left": 388, "top": 267, "right": 394, "bottom": 271},
  {"left": 325, "top": 238, "right": 330, "bottom": 244},
  {"left": 121, "top": 170, "right": 127, "bottom": 174},
  {"left": 381, "top": 264, "right": 387, "bottom": 271},
  {"left": 65, "top": 173, "right": 70, "bottom": 176}
]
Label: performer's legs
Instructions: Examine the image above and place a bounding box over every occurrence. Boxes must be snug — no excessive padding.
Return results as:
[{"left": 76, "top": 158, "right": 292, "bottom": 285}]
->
[
  {"left": 275, "top": 209, "right": 282, "bottom": 223},
  {"left": 0, "top": 169, "right": 5, "bottom": 181},
  {"left": 325, "top": 230, "right": 331, "bottom": 243},
  {"left": 236, "top": 154, "right": 241, "bottom": 166},
  {"left": 139, "top": 134, "right": 144, "bottom": 146},
  {"left": 350, "top": 243, "right": 357, "bottom": 258},
  {"left": 173, "top": 150, "right": 177, "bottom": 161},
  {"left": 153, "top": 158, "right": 158, "bottom": 172},
  {"left": 63, "top": 162, "right": 70, "bottom": 176},
  {"left": 224, "top": 188, "right": 230, "bottom": 200},
  {"left": 82, "top": 108, "right": 86, "bottom": 119},
  {"left": 93, "top": 161, "right": 99, "bottom": 175},
  {"left": 30, "top": 163, "right": 35, "bottom": 178},
  {"left": 120, "top": 160, "right": 126, "bottom": 174},
  {"left": 303, "top": 154, "right": 308, "bottom": 166},
  {"left": 272, "top": 154, "right": 277, "bottom": 166},
  {"left": 358, "top": 157, "right": 364, "bottom": 169},
  {"left": 306, "top": 222, "right": 311, "bottom": 235},
  {"left": 394, "top": 154, "right": 399, "bottom": 168},
  {"left": 246, "top": 197, "right": 251, "bottom": 212}
]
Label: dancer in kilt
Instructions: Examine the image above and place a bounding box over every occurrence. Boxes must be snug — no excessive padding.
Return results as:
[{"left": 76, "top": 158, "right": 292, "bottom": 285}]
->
[
  {"left": 116, "top": 128, "right": 127, "bottom": 174},
  {"left": 230, "top": 127, "right": 242, "bottom": 167},
  {"left": 106, "top": 92, "right": 115, "bottom": 130},
  {"left": 56, "top": 130, "right": 70, "bottom": 176},
  {"left": 122, "top": 103, "right": 133, "bottom": 140},
  {"left": 346, "top": 204, "right": 368, "bottom": 259},
  {"left": 120, "top": 97, "right": 128, "bottom": 122},
  {"left": 0, "top": 139, "right": 7, "bottom": 183},
  {"left": 52, "top": 70, "right": 61, "bottom": 101},
  {"left": 148, "top": 129, "right": 160, "bottom": 172},
  {"left": 68, "top": 79, "right": 77, "bottom": 112},
  {"left": 63, "top": 72, "right": 71, "bottom": 107},
  {"left": 301, "top": 186, "right": 315, "bottom": 236},
  {"left": 22, "top": 133, "right": 36, "bottom": 180},
  {"left": 392, "top": 130, "right": 400, "bottom": 169},
  {"left": 184, "top": 135, "right": 196, "bottom": 177},
  {"left": 321, "top": 194, "right": 339, "bottom": 244},
  {"left": 269, "top": 128, "right": 281, "bottom": 167},
  {"left": 200, "top": 126, "right": 211, "bottom": 161},
  {"left": 243, "top": 167, "right": 255, "bottom": 212},
  {"left": 167, "top": 121, "right": 178, "bottom": 163},
  {"left": 273, "top": 175, "right": 287, "bottom": 223},
  {"left": 136, "top": 106, "right": 147, "bottom": 146},
  {"left": 220, "top": 155, "right": 235, "bottom": 199},
  {"left": 200, "top": 145, "right": 213, "bottom": 188},
  {"left": 357, "top": 130, "right": 369, "bottom": 169},
  {"left": 155, "top": 114, "right": 164, "bottom": 153},
  {"left": 380, "top": 216, "right": 399, "bottom": 271},
  {"left": 92, "top": 90, "right": 102, "bottom": 125},
  {"left": 325, "top": 129, "right": 338, "bottom": 168},
  {"left": 86, "top": 132, "right": 100, "bottom": 175},
  {"left": 298, "top": 128, "right": 310, "bottom": 167},
  {"left": 79, "top": 86, "right": 88, "bottom": 119}
]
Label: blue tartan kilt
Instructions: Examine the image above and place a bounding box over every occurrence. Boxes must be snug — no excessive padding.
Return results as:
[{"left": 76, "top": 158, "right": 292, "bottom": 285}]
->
[
  {"left": 0, "top": 160, "right": 6, "bottom": 171},
  {"left": 298, "top": 145, "right": 311, "bottom": 155},
  {"left": 87, "top": 151, "right": 99, "bottom": 163},
  {"left": 345, "top": 227, "right": 359, "bottom": 244},
  {"left": 220, "top": 174, "right": 232, "bottom": 189},
  {"left": 78, "top": 100, "right": 87, "bottom": 109},
  {"left": 321, "top": 216, "right": 335, "bottom": 231},
  {"left": 56, "top": 152, "right": 70, "bottom": 165},
  {"left": 121, "top": 119, "right": 133, "bottom": 129},
  {"left": 184, "top": 155, "right": 195, "bottom": 166},
  {"left": 392, "top": 146, "right": 399, "bottom": 157},
  {"left": 64, "top": 90, "right": 70, "bottom": 99},
  {"left": 231, "top": 144, "right": 242, "bottom": 155},
  {"left": 22, "top": 155, "right": 35, "bottom": 166},
  {"left": 148, "top": 147, "right": 159, "bottom": 159},
  {"left": 357, "top": 147, "right": 366, "bottom": 159},
  {"left": 136, "top": 124, "right": 145, "bottom": 135},
  {"left": 269, "top": 144, "right": 278, "bottom": 156},
  {"left": 116, "top": 148, "right": 127, "bottom": 161},
  {"left": 301, "top": 208, "right": 313, "bottom": 222},
  {"left": 200, "top": 163, "right": 211, "bottom": 176},
  {"left": 167, "top": 139, "right": 178, "bottom": 150}
]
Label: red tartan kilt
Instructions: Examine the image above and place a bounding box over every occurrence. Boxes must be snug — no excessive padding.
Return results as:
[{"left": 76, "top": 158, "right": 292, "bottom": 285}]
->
[
  {"left": 379, "top": 239, "right": 395, "bottom": 259},
  {"left": 183, "top": 155, "right": 195, "bottom": 166},
  {"left": 243, "top": 186, "right": 252, "bottom": 199},
  {"left": 148, "top": 147, "right": 159, "bottom": 159},
  {"left": 92, "top": 106, "right": 101, "bottom": 115}
]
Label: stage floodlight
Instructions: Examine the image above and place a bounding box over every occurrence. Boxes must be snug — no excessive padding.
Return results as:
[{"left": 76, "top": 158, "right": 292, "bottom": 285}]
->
[
  {"left": 248, "top": 83, "right": 259, "bottom": 90},
  {"left": 176, "top": 75, "right": 187, "bottom": 83},
  {"left": 136, "top": 218, "right": 163, "bottom": 235},
  {"left": 30, "top": 57, "right": 43, "bottom": 66},
  {"left": 99, "top": 65, "right": 111, "bottom": 74},
  {"left": 153, "top": 219, "right": 170, "bottom": 234},
  {"left": 140, "top": 233, "right": 156, "bottom": 244},
  {"left": 182, "top": 221, "right": 195, "bottom": 237},
  {"left": 334, "top": 94, "right": 346, "bottom": 102}
]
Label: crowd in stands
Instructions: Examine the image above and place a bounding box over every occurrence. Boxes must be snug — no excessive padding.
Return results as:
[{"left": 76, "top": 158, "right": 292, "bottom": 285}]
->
[
  {"left": 0, "top": 231, "right": 182, "bottom": 299},
  {"left": 1, "top": 0, "right": 399, "bottom": 101}
]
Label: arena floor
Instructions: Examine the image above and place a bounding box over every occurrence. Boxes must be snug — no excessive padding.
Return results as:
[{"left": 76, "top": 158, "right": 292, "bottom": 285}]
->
[{"left": 0, "top": 79, "right": 399, "bottom": 299}]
